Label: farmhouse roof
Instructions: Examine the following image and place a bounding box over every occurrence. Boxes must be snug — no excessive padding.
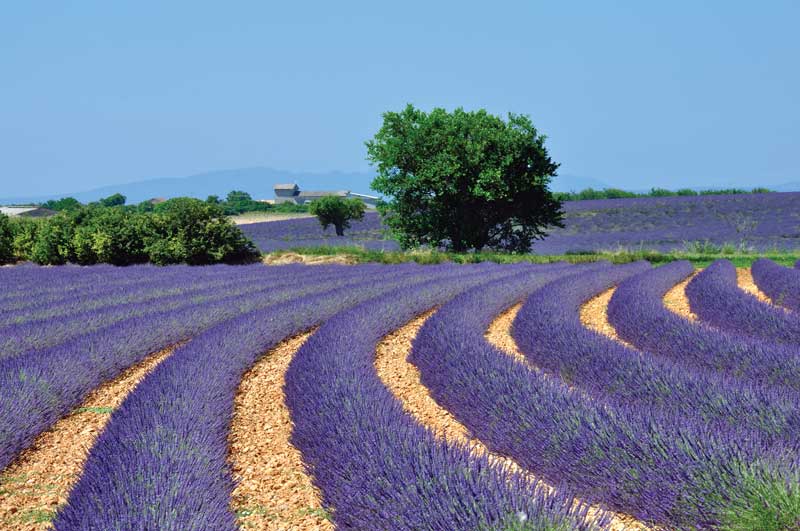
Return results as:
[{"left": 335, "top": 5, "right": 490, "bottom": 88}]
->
[
  {"left": 274, "top": 183, "right": 299, "bottom": 191},
  {"left": 0, "top": 206, "right": 57, "bottom": 217},
  {"left": 298, "top": 190, "right": 349, "bottom": 198},
  {"left": 347, "top": 192, "right": 380, "bottom": 200}
]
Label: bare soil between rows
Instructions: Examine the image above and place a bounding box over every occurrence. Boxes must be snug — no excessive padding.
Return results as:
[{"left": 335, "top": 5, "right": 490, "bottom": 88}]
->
[
  {"left": 0, "top": 345, "right": 177, "bottom": 531},
  {"left": 375, "top": 307, "right": 649, "bottom": 531}
]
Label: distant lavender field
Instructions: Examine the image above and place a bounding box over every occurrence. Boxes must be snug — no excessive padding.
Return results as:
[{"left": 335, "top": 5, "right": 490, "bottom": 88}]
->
[{"left": 241, "top": 192, "right": 800, "bottom": 254}]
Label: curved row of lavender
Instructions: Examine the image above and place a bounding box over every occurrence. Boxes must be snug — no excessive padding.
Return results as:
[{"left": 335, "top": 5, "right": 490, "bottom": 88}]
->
[
  {"left": 0, "top": 264, "right": 407, "bottom": 471},
  {"left": 0, "top": 267, "right": 354, "bottom": 359},
  {"left": 514, "top": 264, "right": 800, "bottom": 448},
  {"left": 55, "top": 264, "right": 600, "bottom": 530},
  {"left": 0, "top": 264, "right": 265, "bottom": 325},
  {"left": 0, "top": 263, "right": 178, "bottom": 308},
  {"left": 607, "top": 262, "right": 800, "bottom": 393},
  {"left": 54, "top": 264, "right": 500, "bottom": 529},
  {"left": 0, "top": 269, "right": 299, "bottom": 357},
  {"left": 410, "top": 265, "right": 800, "bottom": 529},
  {"left": 752, "top": 258, "right": 800, "bottom": 312},
  {"left": 686, "top": 259, "right": 800, "bottom": 346},
  {"left": 240, "top": 192, "right": 800, "bottom": 254},
  {"left": 284, "top": 266, "right": 606, "bottom": 531}
]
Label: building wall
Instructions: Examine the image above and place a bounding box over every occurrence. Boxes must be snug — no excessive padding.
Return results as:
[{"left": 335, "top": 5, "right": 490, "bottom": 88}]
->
[{"left": 272, "top": 186, "right": 378, "bottom": 208}]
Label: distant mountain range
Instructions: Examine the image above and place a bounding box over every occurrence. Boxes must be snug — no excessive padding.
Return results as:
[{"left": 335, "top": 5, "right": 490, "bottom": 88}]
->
[
  {"left": 0, "top": 167, "right": 797, "bottom": 205},
  {"left": 0, "top": 168, "right": 375, "bottom": 205}
]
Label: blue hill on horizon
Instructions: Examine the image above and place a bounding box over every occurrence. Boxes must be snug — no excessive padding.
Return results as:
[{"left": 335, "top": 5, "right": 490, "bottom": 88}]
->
[{"left": 1, "top": 167, "right": 798, "bottom": 205}]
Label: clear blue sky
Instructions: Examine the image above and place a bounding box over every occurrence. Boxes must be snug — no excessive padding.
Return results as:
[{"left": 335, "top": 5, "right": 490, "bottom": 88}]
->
[{"left": 2, "top": 1, "right": 798, "bottom": 196}]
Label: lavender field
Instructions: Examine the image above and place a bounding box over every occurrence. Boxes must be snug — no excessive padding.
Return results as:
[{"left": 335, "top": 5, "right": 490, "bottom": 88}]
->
[
  {"left": 241, "top": 192, "right": 800, "bottom": 254},
  {"left": 1, "top": 259, "right": 800, "bottom": 529}
]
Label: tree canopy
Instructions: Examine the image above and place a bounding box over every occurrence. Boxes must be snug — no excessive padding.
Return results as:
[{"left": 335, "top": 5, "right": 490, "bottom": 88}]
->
[
  {"left": 41, "top": 197, "right": 82, "bottom": 211},
  {"left": 309, "top": 196, "right": 366, "bottom": 236},
  {"left": 97, "top": 193, "right": 126, "bottom": 207},
  {"left": 366, "top": 105, "right": 564, "bottom": 252}
]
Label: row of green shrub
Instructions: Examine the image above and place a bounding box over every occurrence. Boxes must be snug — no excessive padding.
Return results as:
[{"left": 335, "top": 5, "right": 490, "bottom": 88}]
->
[
  {"left": 554, "top": 187, "right": 773, "bottom": 201},
  {"left": 39, "top": 190, "right": 310, "bottom": 216},
  {"left": 0, "top": 198, "right": 260, "bottom": 266}
]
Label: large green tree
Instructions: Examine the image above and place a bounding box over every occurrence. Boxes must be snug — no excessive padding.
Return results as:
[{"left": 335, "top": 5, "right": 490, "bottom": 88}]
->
[{"left": 366, "top": 105, "right": 564, "bottom": 252}]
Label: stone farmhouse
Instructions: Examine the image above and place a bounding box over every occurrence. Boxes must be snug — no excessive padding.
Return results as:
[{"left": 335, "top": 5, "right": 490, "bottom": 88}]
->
[
  {"left": 0, "top": 206, "right": 57, "bottom": 217},
  {"left": 272, "top": 184, "right": 379, "bottom": 208}
]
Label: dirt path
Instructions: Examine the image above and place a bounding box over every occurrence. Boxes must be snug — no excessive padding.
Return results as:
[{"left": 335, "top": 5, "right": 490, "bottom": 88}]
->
[
  {"left": 0, "top": 345, "right": 178, "bottom": 531},
  {"left": 663, "top": 268, "right": 774, "bottom": 323},
  {"left": 230, "top": 213, "right": 314, "bottom": 225},
  {"left": 376, "top": 309, "right": 649, "bottom": 531},
  {"left": 227, "top": 331, "right": 333, "bottom": 531},
  {"left": 662, "top": 274, "right": 698, "bottom": 321},
  {"left": 485, "top": 304, "right": 526, "bottom": 362},
  {"left": 736, "top": 267, "right": 774, "bottom": 304},
  {"left": 579, "top": 288, "right": 636, "bottom": 347},
  {"left": 262, "top": 253, "right": 356, "bottom": 266}
]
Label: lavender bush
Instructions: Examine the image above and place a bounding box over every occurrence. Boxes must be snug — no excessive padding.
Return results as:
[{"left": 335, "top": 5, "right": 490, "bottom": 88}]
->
[
  {"left": 241, "top": 192, "right": 800, "bottom": 254},
  {"left": 4, "top": 259, "right": 800, "bottom": 529},
  {"left": 0, "top": 264, "right": 258, "bottom": 325},
  {"left": 55, "top": 265, "right": 597, "bottom": 530},
  {"left": 284, "top": 266, "right": 606, "bottom": 531},
  {"left": 608, "top": 262, "right": 800, "bottom": 393},
  {"left": 0, "top": 267, "right": 339, "bottom": 358},
  {"left": 241, "top": 211, "right": 400, "bottom": 252},
  {"left": 686, "top": 259, "right": 800, "bottom": 346},
  {"left": 0, "top": 264, "right": 411, "bottom": 470},
  {"left": 411, "top": 265, "right": 800, "bottom": 528},
  {"left": 752, "top": 258, "right": 800, "bottom": 312},
  {"left": 513, "top": 263, "right": 800, "bottom": 447}
]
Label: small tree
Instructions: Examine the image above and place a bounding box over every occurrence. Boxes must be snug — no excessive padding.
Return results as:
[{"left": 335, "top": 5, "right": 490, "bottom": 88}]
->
[
  {"left": 226, "top": 190, "right": 252, "bottom": 203},
  {"left": 98, "top": 193, "right": 126, "bottom": 207},
  {"left": 41, "top": 197, "right": 82, "bottom": 211},
  {"left": 366, "top": 105, "right": 564, "bottom": 252},
  {"left": 309, "top": 196, "right": 366, "bottom": 236}
]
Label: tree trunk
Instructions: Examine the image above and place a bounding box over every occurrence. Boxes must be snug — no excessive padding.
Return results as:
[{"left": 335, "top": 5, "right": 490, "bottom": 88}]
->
[{"left": 335, "top": 224, "right": 344, "bottom": 236}]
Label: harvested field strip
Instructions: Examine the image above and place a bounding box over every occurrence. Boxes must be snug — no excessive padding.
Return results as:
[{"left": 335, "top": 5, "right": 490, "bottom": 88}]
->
[
  {"left": 0, "top": 345, "right": 177, "bottom": 531},
  {"left": 228, "top": 331, "right": 333, "bottom": 531},
  {"left": 377, "top": 310, "right": 644, "bottom": 531}
]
